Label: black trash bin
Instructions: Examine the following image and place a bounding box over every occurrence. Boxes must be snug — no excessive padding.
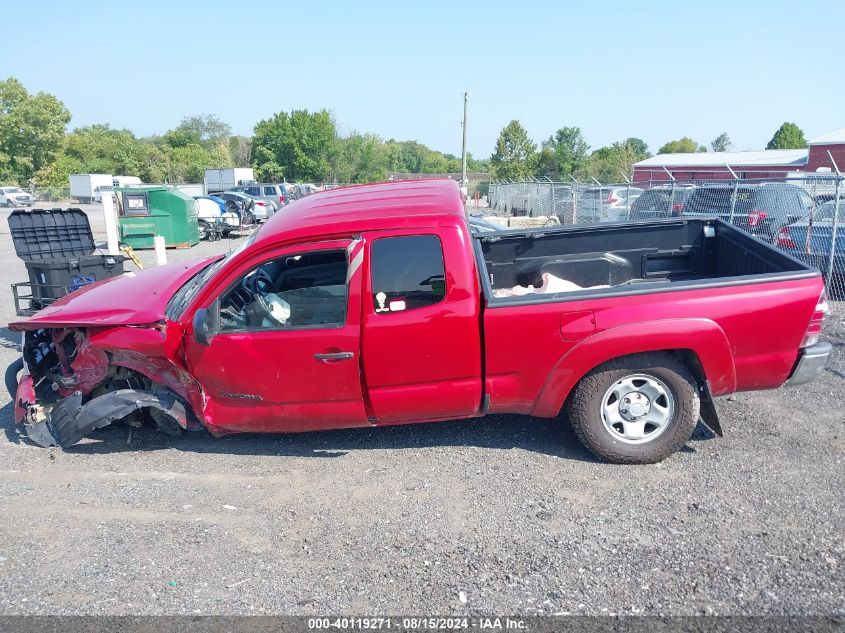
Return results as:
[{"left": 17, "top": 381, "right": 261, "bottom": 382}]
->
[{"left": 9, "top": 208, "right": 127, "bottom": 316}]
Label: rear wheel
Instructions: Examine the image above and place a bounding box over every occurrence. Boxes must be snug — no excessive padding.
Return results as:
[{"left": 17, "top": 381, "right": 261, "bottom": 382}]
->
[
  {"left": 198, "top": 220, "right": 211, "bottom": 241},
  {"left": 566, "top": 352, "right": 700, "bottom": 464}
]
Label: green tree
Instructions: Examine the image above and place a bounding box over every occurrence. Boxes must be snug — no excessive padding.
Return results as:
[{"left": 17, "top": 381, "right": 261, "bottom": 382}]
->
[
  {"left": 588, "top": 138, "right": 651, "bottom": 183},
  {"left": 766, "top": 122, "right": 807, "bottom": 149},
  {"left": 228, "top": 135, "right": 252, "bottom": 167},
  {"left": 33, "top": 152, "right": 82, "bottom": 188},
  {"left": 710, "top": 132, "right": 732, "bottom": 152},
  {"left": 540, "top": 126, "right": 590, "bottom": 179},
  {"left": 658, "top": 137, "right": 706, "bottom": 154},
  {"left": 252, "top": 109, "right": 336, "bottom": 182},
  {"left": 534, "top": 147, "right": 559, "bottom": 179},
  {"left": 64, "top": 124, "right": 146, "bottom": 176},
  {"left": 334, "top": 133, "right": 390, "bottom": 183},
  {"left": 165, "top": 114, "right": 232, "bottom": 149},
  {"left": 0, "top": 77, "right": 71, "bottom": 184},
  {"left": 623, "top": 137, "right": 650, "bottom": 158},
  {"left": 490, "top": 120, "right": 536, "bottom": 180}
]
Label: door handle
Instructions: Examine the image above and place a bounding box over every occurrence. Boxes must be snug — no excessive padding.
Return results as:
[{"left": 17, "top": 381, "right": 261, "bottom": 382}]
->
[{"left": 314, "top": 351, "right": 354, "bottom": 361}]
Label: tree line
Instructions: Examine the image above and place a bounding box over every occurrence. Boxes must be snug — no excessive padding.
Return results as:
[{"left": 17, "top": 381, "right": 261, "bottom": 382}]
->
[
  {"left": 1, "top": 76, "right": 811, "bottom": 189},
  {"left": 489, "top": 121, "right": 809, "bottom": 182},
  {"left": 0, "top": 77, "right": 487, "bottom": 189}
]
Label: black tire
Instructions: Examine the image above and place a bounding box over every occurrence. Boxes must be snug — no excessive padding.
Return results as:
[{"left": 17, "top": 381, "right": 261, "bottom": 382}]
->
[
  {"left": 566, "top": 352, "right": 700, "bottom": 464},
  {"left": 6, "top": 357, "right": 24, "bottom": 401},
  {"left": 198, "top": 220, "right": 210, "bottom": 241}
]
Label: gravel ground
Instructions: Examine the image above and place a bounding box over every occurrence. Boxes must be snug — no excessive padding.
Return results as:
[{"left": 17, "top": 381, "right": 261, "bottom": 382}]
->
[{"left": 0, "top": 204, "right": 843, "bottom": 616}]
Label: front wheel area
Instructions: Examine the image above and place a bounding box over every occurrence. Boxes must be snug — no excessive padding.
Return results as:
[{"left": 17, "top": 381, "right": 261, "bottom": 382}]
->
[{"left": 566, "top": 352, "right": 700, "bottom": 464}]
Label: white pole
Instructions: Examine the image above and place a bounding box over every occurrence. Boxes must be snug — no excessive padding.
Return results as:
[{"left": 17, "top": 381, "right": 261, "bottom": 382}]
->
[
  {"left": 101, "top": 192, "right": 120, "bottom": 255},
  {"left": 153, "top": 235, "right": 167, "bottom": 266}
]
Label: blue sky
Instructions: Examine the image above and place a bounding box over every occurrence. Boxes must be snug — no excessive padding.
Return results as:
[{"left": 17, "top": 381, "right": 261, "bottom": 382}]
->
[{"left": 2, "top": 0, "right": 842, "bottom": 158}]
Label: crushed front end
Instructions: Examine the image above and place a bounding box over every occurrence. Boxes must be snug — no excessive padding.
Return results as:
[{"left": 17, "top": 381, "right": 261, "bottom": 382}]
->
[{"left": 11, "top": 327, "right": 194, "bottom": 448}]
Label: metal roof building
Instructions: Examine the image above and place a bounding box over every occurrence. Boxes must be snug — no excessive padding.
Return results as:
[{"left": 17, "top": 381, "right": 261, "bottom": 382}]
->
[{"left": 632, "top": 127, "right": 844, "bottom": 183}]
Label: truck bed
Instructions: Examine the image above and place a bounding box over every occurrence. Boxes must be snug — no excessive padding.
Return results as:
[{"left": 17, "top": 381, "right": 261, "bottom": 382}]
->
[{"left": 475, "top": 217, "right": 816, "bottom": 303}]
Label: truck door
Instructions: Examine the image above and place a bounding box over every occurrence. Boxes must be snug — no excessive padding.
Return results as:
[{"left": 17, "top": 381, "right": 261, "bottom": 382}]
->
[
  {"left": 184, "top": 239, "right": 369, "bottom": 434},
  {"left": 361, "top": 228, "right": 483, "bottom": 423}
]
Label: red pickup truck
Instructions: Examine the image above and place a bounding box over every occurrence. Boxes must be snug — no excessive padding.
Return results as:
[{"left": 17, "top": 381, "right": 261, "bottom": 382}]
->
[{"left": 7, "top": 180, "right": 831, "bottom": 463}]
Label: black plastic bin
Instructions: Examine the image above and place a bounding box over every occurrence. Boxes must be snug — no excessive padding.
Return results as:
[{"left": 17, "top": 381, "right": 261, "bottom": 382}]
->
[{"left": 9, "top": 208, "right": 126, "bottom": 315}]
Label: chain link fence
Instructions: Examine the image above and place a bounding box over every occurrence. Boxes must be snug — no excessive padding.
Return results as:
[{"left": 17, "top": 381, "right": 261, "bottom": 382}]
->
[{"left": 488, "top": 175, "right": 845, "bottom": 301}]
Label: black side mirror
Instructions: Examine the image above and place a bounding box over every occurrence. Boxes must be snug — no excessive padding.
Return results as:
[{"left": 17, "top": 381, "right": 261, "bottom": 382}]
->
[{"left": 193, "top": 301, "right": 219, "bottom": 346}]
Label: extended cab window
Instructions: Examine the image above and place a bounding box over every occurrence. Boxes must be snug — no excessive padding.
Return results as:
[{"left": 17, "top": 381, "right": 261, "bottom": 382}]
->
[
  {"left": 370, "top": 235, "right": 446, "bottom": 314},
  {"left": 219, "top": 249, "right": 348, "bottom": 332}
]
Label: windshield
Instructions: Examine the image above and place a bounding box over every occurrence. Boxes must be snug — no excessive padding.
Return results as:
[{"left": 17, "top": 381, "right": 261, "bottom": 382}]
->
[
  {"left": 165, "top": 231, "right": 260, "bottom": 320},
  {"left": 5, "top": 187, "right": 24, "bottom": 194}
]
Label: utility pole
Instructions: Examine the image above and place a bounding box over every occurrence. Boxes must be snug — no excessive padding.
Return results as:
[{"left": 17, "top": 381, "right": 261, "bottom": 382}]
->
[{"left": 461, "top": 92, "right": 468, "bottom": 194}]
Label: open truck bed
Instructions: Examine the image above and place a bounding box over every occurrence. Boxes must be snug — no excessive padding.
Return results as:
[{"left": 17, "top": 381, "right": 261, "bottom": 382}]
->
[{"left": 475, "top": 217, "right": 816, "bottom": 304}]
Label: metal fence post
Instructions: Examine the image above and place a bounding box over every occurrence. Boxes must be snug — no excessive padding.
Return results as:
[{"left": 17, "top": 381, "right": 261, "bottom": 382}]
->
[
  {"left": 668, "top": 179, "right": 675, "bottom": 217},
  {"left": 728, "top": 179, "right": 739, "bottom": 225},
  {"left": 827, "top": 176, "right": 842, "bottom": 283}
]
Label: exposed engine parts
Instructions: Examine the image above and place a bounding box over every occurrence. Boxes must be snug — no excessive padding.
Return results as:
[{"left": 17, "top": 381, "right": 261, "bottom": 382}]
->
[{"left": 14, "top": 327, "right": 193, "bottom": 448}]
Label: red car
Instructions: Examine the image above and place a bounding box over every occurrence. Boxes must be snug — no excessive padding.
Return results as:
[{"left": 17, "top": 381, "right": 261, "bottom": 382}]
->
[{"left": 7, "top": 180, "right": 831, "bottom": 463}]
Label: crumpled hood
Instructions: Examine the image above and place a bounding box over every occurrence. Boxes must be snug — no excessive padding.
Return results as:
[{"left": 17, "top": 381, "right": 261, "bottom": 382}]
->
[{"left": 9, "top": 257, "right": 218, "bottom": 332}]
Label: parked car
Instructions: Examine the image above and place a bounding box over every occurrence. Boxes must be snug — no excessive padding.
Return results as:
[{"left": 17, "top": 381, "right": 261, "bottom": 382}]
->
[
  {"left": 7, "top": 180, "right": 830, "bottom": 464},
  {"left": 576, "top": 186, "right": 643, "bottom": 223},
  {"left": 0, "top": 186, "right": 34, "bottom": 207},
  {"left": 194, "top": 197, "right": 240, "bottom": 240},
  {"left": 225, "top": 190, "right": 274, "bottom": 222},
  {"left": 193, "top": 195, "right": 227, "bottom": 213},
  {"left": 776, "top": 200, "right": 845, "bottom": 282},
  {"left": 813, "top": 192, "right": 842, "bottom": 206},
  {"left": 233, "top": 183, "right": 286, "bottom": 211},
  {"left": 683, "top": 183, "right": 815, "bottom": 240},
  {"left": 292, "top": 183, "right": 320, "bottom": 199},
  {"left": 629, "top": 186, "right": 696, "bottom": 220},
  {"left": 215, "top": 191, "right": 257, "bottom": 225}
]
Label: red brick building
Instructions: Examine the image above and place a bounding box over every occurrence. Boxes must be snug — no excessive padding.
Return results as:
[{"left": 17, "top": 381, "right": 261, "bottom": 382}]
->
[
  {"left": 632, "top": 127, "right": 845, "bottom": 183},
  {"left": 806, "top": 128, "right": 845, "bottom": 173}
]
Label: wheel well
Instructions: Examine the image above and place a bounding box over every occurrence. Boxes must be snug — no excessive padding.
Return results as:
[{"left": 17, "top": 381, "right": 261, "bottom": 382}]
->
[{"left": 559, "top": 348, "right": 707, "bottom": 416}]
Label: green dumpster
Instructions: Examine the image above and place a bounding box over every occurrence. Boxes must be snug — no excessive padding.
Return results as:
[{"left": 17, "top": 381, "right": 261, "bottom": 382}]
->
[{"left": 115, "top": 186, "right": 199, "bottom": 249}]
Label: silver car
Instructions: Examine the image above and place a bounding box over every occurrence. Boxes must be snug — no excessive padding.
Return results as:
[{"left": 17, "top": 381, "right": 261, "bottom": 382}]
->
[
  {"left": 0, "top": 186, "right": 34, "bottom": 207},
  {"left": 233, "top": 183, "right": 286, "bottom": 211},
  {"left": 577, "top": 186, "right": 644, "bottom": 223}
]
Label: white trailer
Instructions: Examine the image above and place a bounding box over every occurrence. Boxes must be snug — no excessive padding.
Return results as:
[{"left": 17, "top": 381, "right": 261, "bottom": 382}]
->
[
  {"left": 69, "top": 174, "right": 113, "bottom": 204},
  {"left": 112, "top": 176, "right": 142, "bottom": 188},
  {"left": 204, "top": 168, "right": 255, "bottom": 194},
  {"left": 174, "top": 183, "right": 205, "bottom": 198}
]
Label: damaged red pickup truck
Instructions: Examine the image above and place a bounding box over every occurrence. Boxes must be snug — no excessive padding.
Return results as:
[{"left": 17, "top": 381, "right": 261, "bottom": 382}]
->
[{"left": 7, "top": 179, "right": 832, "bottom": 463}]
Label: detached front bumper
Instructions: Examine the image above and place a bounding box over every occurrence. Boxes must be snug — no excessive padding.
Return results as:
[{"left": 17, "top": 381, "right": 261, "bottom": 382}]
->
[{"left": 785, "top": 342, "right": 832, "bottom": 387}]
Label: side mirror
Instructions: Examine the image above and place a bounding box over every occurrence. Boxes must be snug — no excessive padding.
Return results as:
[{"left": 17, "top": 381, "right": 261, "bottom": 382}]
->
[{"left": 192, "top": 301, "right": 219, "bottom": 346}]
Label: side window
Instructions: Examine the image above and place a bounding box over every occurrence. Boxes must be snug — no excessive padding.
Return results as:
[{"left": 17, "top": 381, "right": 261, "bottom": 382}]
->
[
  {"left": 219, "top": 249, "right": 348, "bottom": 332},
  {"left": 264, "top": 186, "right": 276, "bottom": 196},
  {"left": 370, "top": 235, "right": 446, "bottom": 314}
]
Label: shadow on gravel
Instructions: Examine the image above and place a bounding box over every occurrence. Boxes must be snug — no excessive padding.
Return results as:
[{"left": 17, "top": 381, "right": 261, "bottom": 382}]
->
[
  {"left": 61, "top": 414, "right": 600, "bottom": 461},
  {"left": 4, "top": 405, "right": 719, "bottom": 463},
  {"left": 0, "top": 401, "right": 21, "bottom": 445},
  {"left": 0, "top": 327, "right": 20, "bottom": 350}
]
